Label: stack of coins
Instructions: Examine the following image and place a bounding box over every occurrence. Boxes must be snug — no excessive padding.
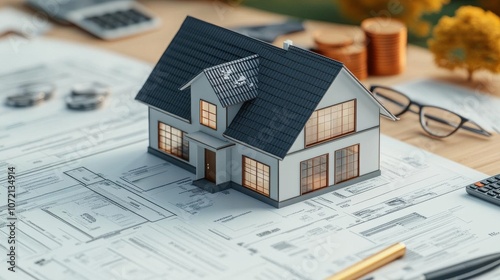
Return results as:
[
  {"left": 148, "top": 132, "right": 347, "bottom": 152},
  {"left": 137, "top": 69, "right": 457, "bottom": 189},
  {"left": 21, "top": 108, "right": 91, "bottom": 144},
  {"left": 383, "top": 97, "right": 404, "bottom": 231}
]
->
[
  {"left": 361, "top": 18, "right": 407, "bottom": 75},
  {"left": 313, "top": 31, "right": 368, "bottom": 80},
  {"left": 5, "top": 83, "right": 54, "bottom": 108},
  {"left": 66, "top": 82, "right": 110, "bottom": 111}
]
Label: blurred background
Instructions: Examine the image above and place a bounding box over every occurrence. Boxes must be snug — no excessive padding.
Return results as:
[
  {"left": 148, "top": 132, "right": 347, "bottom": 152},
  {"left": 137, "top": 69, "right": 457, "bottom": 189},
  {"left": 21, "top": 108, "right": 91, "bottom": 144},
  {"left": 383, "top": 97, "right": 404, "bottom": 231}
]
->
[{"left": 238, "top": 0, "right": 498, "bottom": 47}]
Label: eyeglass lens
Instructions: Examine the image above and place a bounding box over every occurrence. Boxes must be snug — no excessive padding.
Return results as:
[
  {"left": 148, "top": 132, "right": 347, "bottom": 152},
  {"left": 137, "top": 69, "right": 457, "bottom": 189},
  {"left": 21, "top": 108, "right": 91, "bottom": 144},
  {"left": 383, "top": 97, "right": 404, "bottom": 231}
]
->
[{"left": 420, "top": 106, "right": 462, "bottom": 137}]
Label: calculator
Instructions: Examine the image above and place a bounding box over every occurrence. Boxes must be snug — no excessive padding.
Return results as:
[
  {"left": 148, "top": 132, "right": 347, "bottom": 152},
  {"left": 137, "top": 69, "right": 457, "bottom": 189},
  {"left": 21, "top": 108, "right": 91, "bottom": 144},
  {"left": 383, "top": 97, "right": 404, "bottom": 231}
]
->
[
  {"left": 26, "top": 0, "right": 160, "bottom": 40},
  {"left": 466, "top": 174, "right": 500, "bottom": 206}
]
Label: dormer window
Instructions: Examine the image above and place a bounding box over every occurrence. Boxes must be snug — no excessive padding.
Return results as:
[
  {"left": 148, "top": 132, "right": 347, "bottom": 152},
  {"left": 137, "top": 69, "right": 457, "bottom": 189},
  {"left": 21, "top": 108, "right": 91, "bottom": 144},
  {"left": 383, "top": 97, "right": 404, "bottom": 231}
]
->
[
  {"left": 305, "top": 99, "right": 356, "bottom": 147},
  {"left": 200, "top": 100, "right": 217, "bottom": 130}
]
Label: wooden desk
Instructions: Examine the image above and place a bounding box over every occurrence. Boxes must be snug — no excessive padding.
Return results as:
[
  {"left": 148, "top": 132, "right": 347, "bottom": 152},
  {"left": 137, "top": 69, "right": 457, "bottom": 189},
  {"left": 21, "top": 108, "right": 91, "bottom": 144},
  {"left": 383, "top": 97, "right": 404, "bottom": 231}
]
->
[{"left": 4, "top": 0, "right": 500, "bottom": 175}]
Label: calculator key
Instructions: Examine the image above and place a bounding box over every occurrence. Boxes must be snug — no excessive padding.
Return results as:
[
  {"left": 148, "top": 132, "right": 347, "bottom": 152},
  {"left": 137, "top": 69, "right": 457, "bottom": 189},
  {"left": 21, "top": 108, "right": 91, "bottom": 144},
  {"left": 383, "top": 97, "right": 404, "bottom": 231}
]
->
[
  {"left": 489, "top": 184, "right": 499, "bottom": 189},
  {"left": 100, "top": 14, "right": 117, "bottom": 23},
  {"left": 127, "top": 9, "right": 150, "bottom": 22},
  {"left": 126, "top": 16, "right": 142, "bottom": 24},
  {"left": 125, "top": 10, "right": 140, "bottom": 17},
  {"left": 115, "top": 10, "right": 127, "bottom": 17},
  {"left": 137, "top": 16, "right": 151, "bottom": 23},
  {"left": 112, "top": 13, "right": 130, "bottom": 23},
  {"left": 478, "top": 188, "right": 490, "bottom": 193},
  {"left": 128, "top": 9, "right": 144, "bottom": 16},
  {"left": 86, "top": 17, "right": 104, "bottom": 25},
  {"left": 92, "top": 18, "right": 107, "bottom": 27},
  {"left": 111, "top": 20, "right": 127, "bottom": 28},
  {"left": 487, "top": 191, "right": 497, "bottom": 196},
  {"left": 480, "top": 180, "right": 490, "bottom": 185},
  {"left": 487, "top": 178, "right": 497, "bottom": 183},
  {"left": 475, "top": 182, "right": 485, "bottom": 187},
  {"left": 110, "top": 20, "right": 127, "bottom": 27},
  {"left": 468, "top": 185, "right": 477, "bottom": 190},
  {"left": 100, "top": 13, "right": 113, "bottom": 20},
  {"left": 137, "top": 13, "right": 151, "bottom": 21}
]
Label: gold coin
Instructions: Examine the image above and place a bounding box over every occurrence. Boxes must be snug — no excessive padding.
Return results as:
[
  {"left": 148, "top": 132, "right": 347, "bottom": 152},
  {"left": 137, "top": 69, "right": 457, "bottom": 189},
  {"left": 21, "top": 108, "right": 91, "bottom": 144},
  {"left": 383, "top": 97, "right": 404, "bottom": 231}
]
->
[
  {"left": 314, "top": 30, "right": 354, "bottom": 49},
  {"left": 361, "top": 18, "right": 406, "bottom": 35}
]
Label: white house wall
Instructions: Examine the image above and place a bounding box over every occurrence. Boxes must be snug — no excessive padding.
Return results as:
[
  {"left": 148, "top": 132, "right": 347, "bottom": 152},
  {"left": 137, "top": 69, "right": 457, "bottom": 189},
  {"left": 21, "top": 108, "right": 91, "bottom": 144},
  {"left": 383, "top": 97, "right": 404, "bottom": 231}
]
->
[
  {"left": 279, "top": 127, "right": 379, "bottom": 202},
  {"left": 216, "top": 148, "right": 229, "bottom": 184},
  {"left": 230, "top": 143, "right": 279, "bottom": 201},
  {"left": 288, "top": 68, "right": 380, "bottom": 154},
  {"left": 227, "top": 103, "right": 243, "bottom": 127}
]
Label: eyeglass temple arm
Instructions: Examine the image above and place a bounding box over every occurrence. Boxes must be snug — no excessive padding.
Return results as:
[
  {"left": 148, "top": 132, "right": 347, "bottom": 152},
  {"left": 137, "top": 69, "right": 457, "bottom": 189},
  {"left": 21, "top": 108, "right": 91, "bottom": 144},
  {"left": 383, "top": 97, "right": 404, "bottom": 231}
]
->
[
  {"left": 462, "top": 120, "right": 492, "bottom": 137},
  {"left": 423, "top": 113, "right": 492, "bottom": 137},
  {"left": 371, "top": 91, "right": 408, "bottom": 108}
]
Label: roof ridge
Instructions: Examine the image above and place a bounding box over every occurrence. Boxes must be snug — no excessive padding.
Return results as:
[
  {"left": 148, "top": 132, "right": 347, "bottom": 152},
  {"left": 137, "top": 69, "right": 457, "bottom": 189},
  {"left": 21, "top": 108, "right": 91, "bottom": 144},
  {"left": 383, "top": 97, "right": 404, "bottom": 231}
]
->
[
  {"left": 203, "top": 54, "right": 259, "bottom": 72},
  {"left": 184, "top": 16, "right": 287, "bottom": 53},
  {"left": 179, "top": 54, "right": 260, "bottom": 91},
  {"left": 288, "top": 45, "right": 344, "bottom": 67}
]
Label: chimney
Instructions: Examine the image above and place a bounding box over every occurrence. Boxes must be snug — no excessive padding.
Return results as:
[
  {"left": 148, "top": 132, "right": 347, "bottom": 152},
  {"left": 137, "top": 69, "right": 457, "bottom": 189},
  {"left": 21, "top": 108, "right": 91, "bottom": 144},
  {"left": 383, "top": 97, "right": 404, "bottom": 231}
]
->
[{"left": 283, "top": 39, "right": 293, "bottom": 50}]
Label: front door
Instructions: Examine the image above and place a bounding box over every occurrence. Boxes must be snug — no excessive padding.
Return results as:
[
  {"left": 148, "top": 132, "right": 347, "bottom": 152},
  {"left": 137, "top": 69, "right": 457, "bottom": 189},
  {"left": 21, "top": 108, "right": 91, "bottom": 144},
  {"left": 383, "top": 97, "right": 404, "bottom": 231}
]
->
[{"left": 205, "top": 149, "right": 216, "bottom": 183}]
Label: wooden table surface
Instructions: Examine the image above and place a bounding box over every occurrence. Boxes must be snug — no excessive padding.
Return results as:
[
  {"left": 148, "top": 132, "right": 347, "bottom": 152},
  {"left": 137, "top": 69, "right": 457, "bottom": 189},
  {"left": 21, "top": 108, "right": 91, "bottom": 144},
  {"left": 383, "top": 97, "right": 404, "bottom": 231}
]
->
[{"left": 4, "top": 0, "right": 500, "bottom": 175}]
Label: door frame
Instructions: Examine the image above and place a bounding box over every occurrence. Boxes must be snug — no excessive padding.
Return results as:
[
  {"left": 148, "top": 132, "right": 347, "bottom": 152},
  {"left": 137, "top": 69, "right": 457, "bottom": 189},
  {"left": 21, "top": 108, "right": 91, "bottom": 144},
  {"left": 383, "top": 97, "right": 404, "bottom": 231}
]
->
[{"left": 204, "top": 149, "right": 216, "bottom": 183}]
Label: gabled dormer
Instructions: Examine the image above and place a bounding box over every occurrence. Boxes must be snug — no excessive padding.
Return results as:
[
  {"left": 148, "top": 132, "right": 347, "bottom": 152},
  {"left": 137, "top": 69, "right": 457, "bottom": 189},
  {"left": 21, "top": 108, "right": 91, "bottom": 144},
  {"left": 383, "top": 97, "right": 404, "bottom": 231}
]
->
[{"left": 179, "top": 55, "right": 259, "bottom": 139}]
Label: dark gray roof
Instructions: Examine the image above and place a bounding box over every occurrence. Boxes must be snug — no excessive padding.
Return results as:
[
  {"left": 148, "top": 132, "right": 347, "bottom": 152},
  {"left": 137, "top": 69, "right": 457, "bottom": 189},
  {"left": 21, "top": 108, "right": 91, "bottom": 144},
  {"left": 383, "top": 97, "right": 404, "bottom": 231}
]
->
[
  {"left": 136, "top": 16, "right": 344, "bottom": 159},
  {"left": 180, "top": 55, "right": 259, "bottom": 108}
]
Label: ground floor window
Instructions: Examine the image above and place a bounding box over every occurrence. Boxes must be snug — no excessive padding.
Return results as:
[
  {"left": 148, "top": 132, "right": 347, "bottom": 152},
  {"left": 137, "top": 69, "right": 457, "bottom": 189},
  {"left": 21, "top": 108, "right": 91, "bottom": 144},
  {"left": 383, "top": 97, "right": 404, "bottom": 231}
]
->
[
  {"left": 242, "top": 156, "right": 270, "bottom": 196},
  {"left": 300, "top": 154, "right": 328, "bottom": 194},
  {"left": 335, "top": 144, "right": 359, "bottom": 184},
  {"left": 158, "top": 122, "right": 189, "bottom": 161}
]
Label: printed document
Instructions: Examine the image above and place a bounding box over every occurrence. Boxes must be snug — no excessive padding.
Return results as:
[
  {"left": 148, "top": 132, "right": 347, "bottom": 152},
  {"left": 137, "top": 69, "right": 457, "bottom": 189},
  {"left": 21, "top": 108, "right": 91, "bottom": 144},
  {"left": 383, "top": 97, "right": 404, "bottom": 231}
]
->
[{"left": 1, "top": 38, "right": 499, "bottom": 280}]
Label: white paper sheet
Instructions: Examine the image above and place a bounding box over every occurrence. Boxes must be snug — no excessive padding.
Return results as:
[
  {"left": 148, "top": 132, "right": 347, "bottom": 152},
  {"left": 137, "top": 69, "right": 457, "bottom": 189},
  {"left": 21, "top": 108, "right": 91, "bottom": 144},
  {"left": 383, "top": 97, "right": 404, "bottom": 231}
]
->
[
  {"left": 0, "top": 8, "right": 52, "bottom": 37},
  {"left": 1, "top": 38, "right": 499, "bottom": 280},
  {"left": 394, "top": 79, "right": 500, "bottom": 134}
]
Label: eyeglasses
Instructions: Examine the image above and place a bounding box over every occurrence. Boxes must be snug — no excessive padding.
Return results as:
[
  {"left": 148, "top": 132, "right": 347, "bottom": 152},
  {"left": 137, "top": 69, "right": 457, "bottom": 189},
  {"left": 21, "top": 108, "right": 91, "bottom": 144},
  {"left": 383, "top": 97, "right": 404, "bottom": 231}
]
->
[{"left": 370, "top": 85, "right": 492, "bottom": 138}]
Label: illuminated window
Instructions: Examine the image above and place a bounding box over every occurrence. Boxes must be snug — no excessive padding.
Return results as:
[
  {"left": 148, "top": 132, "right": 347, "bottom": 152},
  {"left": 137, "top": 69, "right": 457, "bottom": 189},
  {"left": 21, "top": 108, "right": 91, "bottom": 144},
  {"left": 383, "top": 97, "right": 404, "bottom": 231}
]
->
[
  {"left": 335, "top": 144, "right": 359, "bottom": 184},
  {"left": 158, "top": 122, "right": 189, "bottom": 161},
  {"left": 242, "top": 156, "right": 270, "bottom": 196},
  {"left": 300, "top": 154, "right": 328, "bottom": 194},
  {"left": 200, "top": 100, "right": 217, "bottom": 129},
  {"left": 305, "top": 100, "right": 356, "bottom": 146}
]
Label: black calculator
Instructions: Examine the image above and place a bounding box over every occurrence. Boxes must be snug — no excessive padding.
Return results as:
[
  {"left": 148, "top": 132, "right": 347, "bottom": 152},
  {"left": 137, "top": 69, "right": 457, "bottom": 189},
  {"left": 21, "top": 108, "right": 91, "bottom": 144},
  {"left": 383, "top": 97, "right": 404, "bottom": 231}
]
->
[
  {"left": 466, "top": 174, "right": 500, "bottom": 206},
  {"left": 26, "top": 0, "right": 160, "bottom": 40}
]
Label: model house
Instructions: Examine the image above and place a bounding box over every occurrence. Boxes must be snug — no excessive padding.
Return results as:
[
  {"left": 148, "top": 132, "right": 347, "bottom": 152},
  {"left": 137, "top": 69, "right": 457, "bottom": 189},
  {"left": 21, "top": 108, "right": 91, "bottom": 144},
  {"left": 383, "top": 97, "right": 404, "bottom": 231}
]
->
[{"left": 135, "top": 16, "right": 397, "bottom": 208}]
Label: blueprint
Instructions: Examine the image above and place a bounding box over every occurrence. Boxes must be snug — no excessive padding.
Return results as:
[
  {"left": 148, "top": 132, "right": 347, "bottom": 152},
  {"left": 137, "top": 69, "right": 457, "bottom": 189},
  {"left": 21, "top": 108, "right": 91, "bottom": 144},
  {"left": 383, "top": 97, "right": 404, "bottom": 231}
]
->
[{"left": 1, "top": 38, "right": 500, "bottom": 280}]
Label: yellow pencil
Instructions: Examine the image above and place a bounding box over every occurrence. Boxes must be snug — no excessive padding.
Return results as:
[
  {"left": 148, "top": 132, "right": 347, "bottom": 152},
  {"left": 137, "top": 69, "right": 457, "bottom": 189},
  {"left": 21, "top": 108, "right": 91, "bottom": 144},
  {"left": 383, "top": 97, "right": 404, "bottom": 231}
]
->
[{"left": 326, "top": 242, "right": 406, "bottom": 280}]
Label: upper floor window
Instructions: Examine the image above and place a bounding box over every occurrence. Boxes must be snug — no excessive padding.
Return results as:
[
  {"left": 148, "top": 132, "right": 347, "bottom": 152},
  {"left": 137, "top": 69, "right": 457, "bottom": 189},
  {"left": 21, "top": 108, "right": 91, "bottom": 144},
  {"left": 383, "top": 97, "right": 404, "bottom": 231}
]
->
[
  {"left": 305, "top": 100, "right": 356, "bottom": 147},
  {"left": 200, "top": 100, "right": 217, "bottom": 130}
]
